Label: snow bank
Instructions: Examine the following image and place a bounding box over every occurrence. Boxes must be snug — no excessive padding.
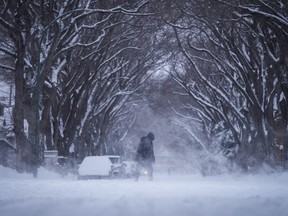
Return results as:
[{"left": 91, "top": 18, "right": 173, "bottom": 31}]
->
[
  {"left": 1, "top": 165, "right": 288, "bottom": 216},
  {"left": 0, "top": 165, "right": 66, "bottom": 180}
]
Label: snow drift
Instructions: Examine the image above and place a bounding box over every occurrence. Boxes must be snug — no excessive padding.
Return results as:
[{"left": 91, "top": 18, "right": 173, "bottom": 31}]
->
[{"left": 1, "top": 165, "right": 288, "bottom": 216}]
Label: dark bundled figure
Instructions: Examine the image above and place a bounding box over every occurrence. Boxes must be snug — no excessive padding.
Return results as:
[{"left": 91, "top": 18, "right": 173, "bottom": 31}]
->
[{"left": 135, "top": 132, "right": 155, "bottom": 181}]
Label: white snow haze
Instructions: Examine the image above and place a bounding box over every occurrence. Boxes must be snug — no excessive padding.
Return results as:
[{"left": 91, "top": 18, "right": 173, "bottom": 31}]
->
[{"left": 1, "top": 165, "right": 288, "bottom": 216}]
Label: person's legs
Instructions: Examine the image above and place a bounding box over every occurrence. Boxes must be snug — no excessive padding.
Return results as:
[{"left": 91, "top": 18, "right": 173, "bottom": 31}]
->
[
  {"left": 135, "top": 163, "right": 142, "bottom": 181},
  {"left": 147, "top": 164, "right": 153, "bottom": 181}
]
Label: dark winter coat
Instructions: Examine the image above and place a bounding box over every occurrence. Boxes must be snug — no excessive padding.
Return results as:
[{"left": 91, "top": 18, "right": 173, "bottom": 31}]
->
[{"left": 135, "top": 134, "right": 155, "bottom": 165}]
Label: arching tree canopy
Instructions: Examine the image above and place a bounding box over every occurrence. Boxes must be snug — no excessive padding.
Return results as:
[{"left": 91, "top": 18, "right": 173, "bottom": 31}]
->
[{"left": 0, "top": 0, "right": 287, "bottom": 174}]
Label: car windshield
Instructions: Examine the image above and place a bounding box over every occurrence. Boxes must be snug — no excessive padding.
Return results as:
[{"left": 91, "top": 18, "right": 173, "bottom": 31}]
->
[{"left": 109, "top": 157, "right": 119, "bottom": 164}]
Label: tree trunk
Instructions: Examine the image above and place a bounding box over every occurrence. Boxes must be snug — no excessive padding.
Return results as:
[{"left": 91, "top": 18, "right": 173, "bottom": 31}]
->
[{"left": 13, "top": 7, "right": 29, "bottom": 172}]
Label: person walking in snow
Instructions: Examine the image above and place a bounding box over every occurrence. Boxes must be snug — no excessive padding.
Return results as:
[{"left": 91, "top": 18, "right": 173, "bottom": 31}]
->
[{"left": 135, "top": 132, "right": 155, "bottom": 181}]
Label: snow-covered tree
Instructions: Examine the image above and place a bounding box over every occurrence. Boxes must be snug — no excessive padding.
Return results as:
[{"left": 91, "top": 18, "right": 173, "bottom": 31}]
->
[
  {"left": 0, "top": 0, "right": 159, "bottom": 173},
  {"left": 166, "top": 0, "right": 287, "bottom": 169}
]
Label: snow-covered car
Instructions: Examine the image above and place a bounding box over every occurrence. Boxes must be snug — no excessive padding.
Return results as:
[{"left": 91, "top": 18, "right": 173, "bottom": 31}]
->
[
  {"left": 77, "top": 155, "right": 121, "bottom": 179},
  {"left": 120, "top": 161, "right": 137, "bottom": 178}
]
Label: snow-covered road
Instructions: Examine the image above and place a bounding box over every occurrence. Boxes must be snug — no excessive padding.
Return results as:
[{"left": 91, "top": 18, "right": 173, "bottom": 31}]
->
[{"left": 0, "top": 166, "right": 288, "bottom": 216}]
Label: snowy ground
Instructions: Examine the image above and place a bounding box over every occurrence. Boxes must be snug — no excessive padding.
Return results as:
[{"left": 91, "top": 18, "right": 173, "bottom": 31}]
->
[{"left": 0, "top": 166, "right": 288, "bottom": 216}]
